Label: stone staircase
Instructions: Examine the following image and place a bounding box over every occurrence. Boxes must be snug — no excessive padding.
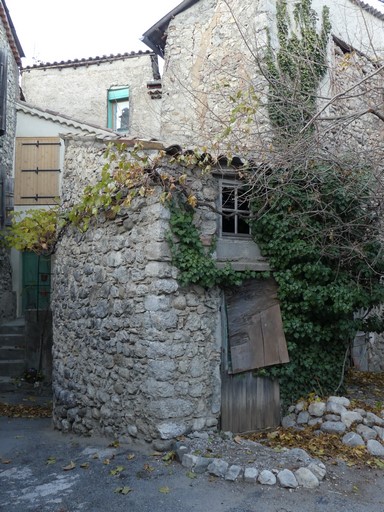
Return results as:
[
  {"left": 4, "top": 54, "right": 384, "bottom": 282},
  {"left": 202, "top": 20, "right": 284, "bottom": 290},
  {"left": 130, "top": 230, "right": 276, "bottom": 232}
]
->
[{"left": 0, "top": 318, "right": 26, "bottom": 390}]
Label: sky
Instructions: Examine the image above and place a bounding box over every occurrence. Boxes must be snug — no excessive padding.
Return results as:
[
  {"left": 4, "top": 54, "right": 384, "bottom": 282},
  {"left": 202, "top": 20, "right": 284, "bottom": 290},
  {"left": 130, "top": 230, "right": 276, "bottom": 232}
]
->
[{"left": 5, "top": 0, "right": 182, "bottom": 66}]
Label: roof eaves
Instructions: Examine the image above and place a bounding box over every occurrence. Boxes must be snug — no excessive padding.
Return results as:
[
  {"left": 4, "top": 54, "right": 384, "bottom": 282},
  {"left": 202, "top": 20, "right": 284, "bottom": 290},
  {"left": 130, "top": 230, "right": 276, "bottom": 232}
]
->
[
  {"left": 141, "top": 0, "right": 200, "bottom": 57},
  {"left": 351, "top": 0, "right": 384, "bottom": 21},
  {"left": 22, "top": 50, "right": 155, "bottom": 71},
  {"left": 0, "top": 0, "right": 25, "bottom": 66},
  {"left": 16, "top": 101, "right": 117, "bottom": 137}
]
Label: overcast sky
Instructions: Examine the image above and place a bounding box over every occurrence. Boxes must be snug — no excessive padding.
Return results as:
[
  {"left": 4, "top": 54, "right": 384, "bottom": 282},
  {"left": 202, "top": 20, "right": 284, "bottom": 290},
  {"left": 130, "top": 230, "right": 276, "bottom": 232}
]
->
[{"left": 5, "top": 0, "right": 182, "bottom": 65}]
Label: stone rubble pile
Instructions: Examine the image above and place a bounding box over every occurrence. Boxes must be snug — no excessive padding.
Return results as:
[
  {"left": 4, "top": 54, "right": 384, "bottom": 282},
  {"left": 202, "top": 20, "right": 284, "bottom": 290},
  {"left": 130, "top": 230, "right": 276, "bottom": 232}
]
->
[
  {"left": 173, "top": 396, "right": 384, "bottom": 490},
  {"left": 282, "top": 395, "right": 384, "bottom": 458}
]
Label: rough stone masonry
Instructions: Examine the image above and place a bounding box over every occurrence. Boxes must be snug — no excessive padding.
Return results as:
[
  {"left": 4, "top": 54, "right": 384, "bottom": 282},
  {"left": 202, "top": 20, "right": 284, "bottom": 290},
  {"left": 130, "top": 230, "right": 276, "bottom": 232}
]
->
[{"left": 52, "top": 137, "right": 223, "bottom": 448}]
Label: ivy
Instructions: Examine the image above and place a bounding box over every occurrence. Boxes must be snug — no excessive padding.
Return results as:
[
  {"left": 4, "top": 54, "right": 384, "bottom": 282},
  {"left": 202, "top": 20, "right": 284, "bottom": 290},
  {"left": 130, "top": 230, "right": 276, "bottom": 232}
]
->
[
  {"left": 167, "top": 198, "right": 262, "bottom": 288},
  {"left": 266, "top": 0, "right": 330, "bottom": 135},
  {"left": 249, "top": 164, "right": 384, "bottom": 405}
]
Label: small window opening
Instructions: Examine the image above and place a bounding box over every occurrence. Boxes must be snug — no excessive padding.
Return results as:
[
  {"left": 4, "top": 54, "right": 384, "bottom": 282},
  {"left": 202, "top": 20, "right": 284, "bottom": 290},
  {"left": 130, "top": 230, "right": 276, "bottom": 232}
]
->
[
  {"left": 107, "top": 87, "right": 129, "bottom": 132},
  {"left": 221, "top": 182, "right": 251, "bottom": 236}
]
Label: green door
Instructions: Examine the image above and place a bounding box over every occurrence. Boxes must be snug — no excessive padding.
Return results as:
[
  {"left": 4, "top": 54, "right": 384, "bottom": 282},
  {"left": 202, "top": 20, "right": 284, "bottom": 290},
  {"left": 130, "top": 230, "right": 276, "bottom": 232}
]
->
[{"left": 22, "top": 252, "right": 51, "bottom": 312}]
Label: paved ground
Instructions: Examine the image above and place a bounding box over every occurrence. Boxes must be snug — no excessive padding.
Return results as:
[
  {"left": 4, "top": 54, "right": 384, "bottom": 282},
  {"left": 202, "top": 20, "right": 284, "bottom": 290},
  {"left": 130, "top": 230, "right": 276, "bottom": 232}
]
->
[{"left": 1, "top": 386, "right": 384, "bottom": 512}]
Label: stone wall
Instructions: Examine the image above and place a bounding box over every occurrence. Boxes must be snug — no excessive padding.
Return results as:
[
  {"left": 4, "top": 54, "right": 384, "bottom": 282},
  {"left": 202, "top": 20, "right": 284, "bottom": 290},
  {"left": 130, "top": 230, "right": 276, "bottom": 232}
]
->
[
  {"left": 0, "top": 10, "right": 19, "bottom": 321},
  {"left": 159, "top": 0, "right": 384, "bottom": 155},
  {"left": 21, "top": 53, "right": 162, "bottom": 140},
  {"left": 160, "top": 0, "right": 273, "bottom": 153},
  {"left": 51, "top": 138, "right": 223, "bottom": 446}
]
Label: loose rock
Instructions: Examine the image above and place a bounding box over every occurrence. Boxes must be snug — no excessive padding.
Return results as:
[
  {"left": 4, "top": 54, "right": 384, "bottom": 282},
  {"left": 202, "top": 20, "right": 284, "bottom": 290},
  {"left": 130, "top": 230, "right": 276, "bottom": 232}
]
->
[
  {"left": 295, "top": 468, "right": 319, "bottom": 488},
  {"left": 258, "top": 470, "right": 276, "bottom": 485}
]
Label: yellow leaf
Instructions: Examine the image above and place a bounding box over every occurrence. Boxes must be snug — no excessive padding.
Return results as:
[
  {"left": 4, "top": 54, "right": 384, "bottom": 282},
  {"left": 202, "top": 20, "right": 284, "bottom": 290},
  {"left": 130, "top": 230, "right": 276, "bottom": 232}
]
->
[
  {"left": 108, "top": 440, "right": 120, "bottom": 448},
  {"left": 110, "top": 466, "right": 125, "bottom": 476},
  {"left": 126, "top": 453, "right": 136, "bottom": 461},
  {"left": 187, "top": 195, "right": 197, "bottom": 208},
  {"left": 159, "top": 486, "right": 170, "bottom": 494},
  {"left": 114, "top": 486, "right": 132, "bottom": 495},
  {"left": 80, "top": 462, "right": 89, "bottom": 469},
  {"left": 162, "top": 451, "right": 176, "bottom": 462},
  {"left": 144, "top": 464, "right": 154, "bottom": 472},
  {"left": 46, "top": 456, "right": 57, "bottom": 465}
]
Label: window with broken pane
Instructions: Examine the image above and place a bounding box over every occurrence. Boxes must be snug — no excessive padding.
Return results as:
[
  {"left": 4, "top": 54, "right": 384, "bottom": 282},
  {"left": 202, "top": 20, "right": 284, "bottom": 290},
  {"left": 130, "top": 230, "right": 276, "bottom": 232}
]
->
[{"left": 221, "top": 182, "right": 251, "bottom": 236}]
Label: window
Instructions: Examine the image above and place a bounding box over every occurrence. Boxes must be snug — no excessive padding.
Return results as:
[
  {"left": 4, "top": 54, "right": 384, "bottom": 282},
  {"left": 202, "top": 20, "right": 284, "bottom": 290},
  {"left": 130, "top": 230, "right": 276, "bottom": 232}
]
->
[
  {"left": 14, "top": 138, "right": 61, "bottom": 205},
  {"left": 107, "top": 87, "right": 129, "bottom": 132},
  {"left": 220, "top": 181, "right": 251, "bottom": 236}
]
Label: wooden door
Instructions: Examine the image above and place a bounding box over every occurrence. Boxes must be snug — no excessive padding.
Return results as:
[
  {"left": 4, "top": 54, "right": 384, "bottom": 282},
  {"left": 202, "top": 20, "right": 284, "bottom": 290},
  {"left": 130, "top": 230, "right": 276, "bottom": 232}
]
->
[
  {"left": 22, "top": 252, "right": 51, "bottom": 312},
  {"left": 220, "top": 278, "right": 289, "bottom": 433}
]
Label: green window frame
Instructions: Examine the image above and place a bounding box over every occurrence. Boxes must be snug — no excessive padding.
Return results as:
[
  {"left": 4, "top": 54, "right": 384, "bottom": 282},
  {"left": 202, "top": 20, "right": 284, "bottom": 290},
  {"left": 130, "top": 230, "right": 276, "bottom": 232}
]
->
[{"left": 107, "top": 87, "right": 129, "bottom": 132}]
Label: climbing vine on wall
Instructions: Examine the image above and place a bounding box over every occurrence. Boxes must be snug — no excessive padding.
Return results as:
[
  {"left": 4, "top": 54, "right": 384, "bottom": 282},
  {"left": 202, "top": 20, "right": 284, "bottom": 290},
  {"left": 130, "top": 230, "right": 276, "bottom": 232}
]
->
[
  {"left": 249, "top": 0, "right": 384, "bottom": 404},
  {"left": 266, "top": 0, "right": 331, "bottom": 136},
  {"left": 167, "top": 198, "right": 262, "bottom": 288}
]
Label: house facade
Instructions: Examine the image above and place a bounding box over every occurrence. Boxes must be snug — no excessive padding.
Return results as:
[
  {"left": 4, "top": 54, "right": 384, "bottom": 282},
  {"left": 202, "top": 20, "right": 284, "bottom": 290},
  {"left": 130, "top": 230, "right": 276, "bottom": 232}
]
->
[
  {"left": 11, "top": 101, "right": 115, "bottom": 317},
  {"left": 0, "top": 0, "right": 24, "bottom": 321},
  {"left": 51, "top": 136, "right": 287, "bottom": 442},
  {"left": 21, "top": 52, "right": 162, "bottom": 141},
  {"left": 142, "top": 0, "right": 384, "bottom": 152}
]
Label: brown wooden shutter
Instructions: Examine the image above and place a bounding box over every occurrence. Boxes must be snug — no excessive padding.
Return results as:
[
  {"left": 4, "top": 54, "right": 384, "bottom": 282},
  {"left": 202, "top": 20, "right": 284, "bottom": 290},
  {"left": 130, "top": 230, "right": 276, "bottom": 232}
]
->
[
  {"left": 225, "top": 278, "right": 289, "bottom": 373},
  {"left": 14, "top": 138, "right": 61, "bottom": 205}
]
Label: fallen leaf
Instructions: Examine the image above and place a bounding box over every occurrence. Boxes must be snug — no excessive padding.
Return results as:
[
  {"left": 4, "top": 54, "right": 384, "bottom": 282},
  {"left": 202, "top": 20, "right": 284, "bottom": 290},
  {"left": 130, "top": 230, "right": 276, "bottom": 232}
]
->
[
  {"left": 372, "top": 458, "right": 384, "bottom": 469},
  {"left": 108, "top": 440, "right": 120, "bottom": 448},
  {"left": 110, "top": 466, "right": 125, "bottom": 476},
  {"left": 80, "top": 462, "right": 89, "bottom": 469},
  {"left": 1, "top": 459, "right": 11, "bottom": 464},
  {"left": 46, "top": 456, "right": 57, "bottom": 465},
  {"left": 186, "top": 471, "right": 197, "bottom": 479},
  {"left": 126, "top": 453, "right": 135, "bottom": 461},
  {"left": 150, "top": 451, "right": 162, "bottom": 457},
  {"left": 143, "top": 463, "right": 154, "bottom": 472},
  {"left": 103, "top": 458, "right": 111, "bottom": 465},
  {"left": 162, "top": 451, "right": 176, "bottom": 462},
  {"left": 114, "top": 486, "right": 132, "bottom": 495},
  {"left": 62, "top": 461, "right": 76, "bottom": 471},
  {"left": 233, "top": 435, "right": 243, "bottom": 445},
  {"left": 159, "top": 486, "right": 170, "bottom": 494}
]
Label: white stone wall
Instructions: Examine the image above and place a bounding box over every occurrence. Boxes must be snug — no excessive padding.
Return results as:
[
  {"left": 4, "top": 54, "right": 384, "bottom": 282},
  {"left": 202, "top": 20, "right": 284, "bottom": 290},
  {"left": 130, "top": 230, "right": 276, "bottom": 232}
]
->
[
  {"left": 21, "top": 54, "right": 162, "bottom": 140},
  {"left": 159, "top": 0, "right": 384, "bottom": 155},
  {"left": 160, "top": 0, "right": 272, "bottom": 154}
]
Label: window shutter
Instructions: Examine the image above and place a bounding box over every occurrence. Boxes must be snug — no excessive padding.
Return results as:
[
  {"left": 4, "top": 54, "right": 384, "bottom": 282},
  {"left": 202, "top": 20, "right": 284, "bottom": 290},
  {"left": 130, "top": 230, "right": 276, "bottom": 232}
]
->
[
  {"left": 0, "top": 49, "right": 8, "bottom": 136},
  {"left": 225, "top": 278, "right": 289, "bottom": 373},
  {"left": 14, "top": 138, "right": 61, "bottom": 205}
]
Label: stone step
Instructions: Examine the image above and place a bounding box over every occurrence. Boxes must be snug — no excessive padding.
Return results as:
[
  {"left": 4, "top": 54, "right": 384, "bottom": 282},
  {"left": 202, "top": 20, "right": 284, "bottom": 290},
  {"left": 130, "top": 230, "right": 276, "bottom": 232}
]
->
[
  {"left": 0, "top": 346, "right": 26, "bottom": 360},
  {"left": 0, "top": 360, "right": 26, "bottom": 377},
  {"left": 0, "top": 376, "right": 17, "bottom": 391},
  {"left": 0, "top": 333, "right": 26, "bottom": 348},
  {"left": 0, "top": 319, "right": 25, "bottom": 336}
]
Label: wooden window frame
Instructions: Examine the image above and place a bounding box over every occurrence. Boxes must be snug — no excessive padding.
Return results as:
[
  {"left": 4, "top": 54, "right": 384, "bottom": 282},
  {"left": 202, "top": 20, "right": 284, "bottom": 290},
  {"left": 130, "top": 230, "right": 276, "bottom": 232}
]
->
[
  {"left": 107, "top": 87, "right": 129, "bottom": 132},
  {"left": 220, "top": 180, "right": 251, "bottom": 238}
]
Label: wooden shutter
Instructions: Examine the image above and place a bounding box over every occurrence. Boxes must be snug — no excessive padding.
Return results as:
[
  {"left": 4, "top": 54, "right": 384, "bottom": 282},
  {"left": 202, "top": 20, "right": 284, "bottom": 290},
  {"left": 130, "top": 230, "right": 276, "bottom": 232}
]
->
[
  {"left": 225, "top": 278, "right": 289, "bottom": 373},
  {"left": 14, "top": 138, "right": 61, "bottom": 205}
]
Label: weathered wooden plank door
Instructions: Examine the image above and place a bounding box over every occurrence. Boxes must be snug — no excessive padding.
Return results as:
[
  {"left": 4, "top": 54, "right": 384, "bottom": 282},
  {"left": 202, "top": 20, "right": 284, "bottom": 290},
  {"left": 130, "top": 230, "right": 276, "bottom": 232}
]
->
[
  {"left": 220, "top": 278, "right": 289, "bottom": 433},
  {"left": 221, "top": 372, "right": 281, "bottom": 433}
]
